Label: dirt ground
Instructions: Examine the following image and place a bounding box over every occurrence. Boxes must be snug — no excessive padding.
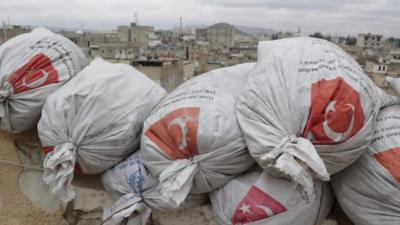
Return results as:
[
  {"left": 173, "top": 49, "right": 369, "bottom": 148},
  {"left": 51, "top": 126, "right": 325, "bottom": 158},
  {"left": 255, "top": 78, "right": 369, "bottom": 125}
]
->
[{"left": 0, "top": 129, "right": 67, "bottom": 225}]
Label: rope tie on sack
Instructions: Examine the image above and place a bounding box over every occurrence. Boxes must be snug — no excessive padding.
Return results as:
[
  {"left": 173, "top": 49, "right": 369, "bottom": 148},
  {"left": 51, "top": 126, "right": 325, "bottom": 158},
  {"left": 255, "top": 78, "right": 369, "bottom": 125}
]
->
[
  {"left": 0, "top": 89, "right": 10, "bottom": 122},
  {"left": 158, "top": 156, "right": 201, "bottom": 207},
  {"left": 260, "top": 135, "right": 329, "bottom": 200},
  {"left": 102, "top": 192, "right": 151, "bottom": 225},
  {"left": 43, "top": 142, "right": 78, "bottom": 202}
]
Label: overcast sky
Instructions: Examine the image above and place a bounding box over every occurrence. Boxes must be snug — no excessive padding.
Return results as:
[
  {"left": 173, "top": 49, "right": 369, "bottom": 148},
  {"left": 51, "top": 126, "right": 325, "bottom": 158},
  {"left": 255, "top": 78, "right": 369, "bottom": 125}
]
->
[{"left": 1, "top": 0, "right": 399, "bottom": 37}]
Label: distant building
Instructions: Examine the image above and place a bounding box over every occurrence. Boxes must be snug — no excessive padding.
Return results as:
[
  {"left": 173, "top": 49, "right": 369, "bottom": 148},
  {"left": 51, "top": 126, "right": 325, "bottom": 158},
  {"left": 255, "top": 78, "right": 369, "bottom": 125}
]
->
[
  {"left": 195, "top": 23, "right": 253, "bottom": 49},
  {"left": 0, "top": 25, "right": 31, "bottom": 44},
  {"left": 339, "top": 44, "right": 362, "bottom": 60},
  {"left": 357, "top": 33, "right": 383, "bottom": 49},
  {"left": 365, "top": 60, "right": 388, "bottom": 75},
  {"left": 116, "top": 23, "right": 155, "bottom": 49},
  {"left": 195, "top": 28, "right": 207, "bottom": 42},
  {"left": 182, "top": 60, "right": 195, "bottom": 81},
  {"left": 131, "top": 57, "right": 191, "bottom": 92},
  {"left": 206, "top": 23, "right": 235, "bottom": 47},
  {"left": 64, "top": 31, "right": 120, "bottom": 48},
  {"left": 89, "top": 42, "right": 139, "bottom": 63}
]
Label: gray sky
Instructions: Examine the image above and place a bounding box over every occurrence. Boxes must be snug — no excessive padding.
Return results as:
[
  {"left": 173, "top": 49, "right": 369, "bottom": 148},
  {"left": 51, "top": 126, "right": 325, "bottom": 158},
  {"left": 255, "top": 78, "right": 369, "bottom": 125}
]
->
[{"left": 1, "top": 0, "right": 399, "bottom": 37}]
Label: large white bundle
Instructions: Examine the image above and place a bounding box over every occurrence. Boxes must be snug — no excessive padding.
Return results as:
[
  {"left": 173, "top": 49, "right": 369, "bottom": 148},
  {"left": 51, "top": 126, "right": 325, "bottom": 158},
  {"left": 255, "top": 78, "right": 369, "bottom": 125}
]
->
[
  {"left": 237, "top": 37, "right": 398, "bottom": 197},
  {"left": 38, "top": 58, "right": 166, "bottom": 202},
  {"left": 0, "top": 27, "right": 87, "bottom": 133},
  {"left": 210, "top": 167, "right": 333, "bottom": 225},
  {"left": 141, "top": 63, "right": 256, "bottom": 207},
  {"left": 332, "top": 105, "right": 400, "bottom": 225},
  {"left": 102, "top": 152, "right": 208, "bottom": 225}
]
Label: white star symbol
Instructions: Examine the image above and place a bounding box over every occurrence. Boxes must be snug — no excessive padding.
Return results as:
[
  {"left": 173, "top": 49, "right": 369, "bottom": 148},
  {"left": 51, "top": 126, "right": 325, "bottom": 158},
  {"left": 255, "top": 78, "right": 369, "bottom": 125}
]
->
[{"left": 239, "top": 203, "right": 250, "bottom": 214}]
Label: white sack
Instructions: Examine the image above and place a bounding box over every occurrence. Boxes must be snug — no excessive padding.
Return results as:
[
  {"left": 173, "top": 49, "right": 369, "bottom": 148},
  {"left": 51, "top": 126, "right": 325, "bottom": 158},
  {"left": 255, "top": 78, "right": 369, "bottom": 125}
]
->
[
  {"left": 386, "top": 76, "right": 400, "bottom": 95},
  {"left": 210, "top": 167, "right": 333, "bottom": 225},
  {"left": 0, "top": 27, "right": 87, "bottom": 133},
  {"left": 102, "top": 152, "right": 208, "bottom": 225},
  {"left": 141, "top": 63, "right": 256, "bottom": 207},
  {"left": 332, "top": 105, "right": 400, "bottom": 225},
  {"left": 38, "top": 58, "right": 166, "bottom": 202},
  {"left": 237, "top": 37, "right": 398, "bottom": 197}
]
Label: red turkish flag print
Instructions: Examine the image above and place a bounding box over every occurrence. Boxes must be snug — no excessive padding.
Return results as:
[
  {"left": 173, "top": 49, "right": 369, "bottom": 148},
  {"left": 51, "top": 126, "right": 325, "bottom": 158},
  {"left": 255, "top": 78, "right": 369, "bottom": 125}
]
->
[
  {"left": 232, "top": 186, "right": 287, "bottom": 225},
  {"left": 374, "top": 147, "right": 400, "bottom": 183},
  {"left": 7, "top": 53, "right": 59, "bottom": 93},
  {"left": 145, "top": 107, "right": 200, "bottom": 160},
  {"left": 302, "top": 77, "right": 365, "bottom": 144}
]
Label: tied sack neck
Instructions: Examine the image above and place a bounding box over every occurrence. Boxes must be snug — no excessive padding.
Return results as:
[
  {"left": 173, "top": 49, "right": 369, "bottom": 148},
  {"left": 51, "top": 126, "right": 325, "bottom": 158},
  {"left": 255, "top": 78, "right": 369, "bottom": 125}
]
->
[
  {"left": 43, "top": 142, "right": 77, "bottom": 202},
  {"left": 260, "top": 136, "right": 330, "bottom": 200},
  {"left": 0, "top": 89, "right": 10, "bottom": 113},
  {"left": 158, "top": 158, "right": 200, "bottom": 208},
  {"left": 103, "top": 193, "right": 151, "bottom": 225},
  {"left": 0, "top": 89, "right": 11, "bottom": 127}
]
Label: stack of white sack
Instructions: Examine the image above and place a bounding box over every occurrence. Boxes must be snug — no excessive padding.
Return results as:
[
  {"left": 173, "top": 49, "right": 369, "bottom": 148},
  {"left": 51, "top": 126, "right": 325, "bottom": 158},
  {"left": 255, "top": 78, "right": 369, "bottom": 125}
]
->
[
  {"left": 236, "top": 37, "right": 399, "bottom": 197},
  {"left": 0, "top": 27, "right": 87, "bottom": 133},
  {"left": 141, "top": 63, "right": 256, "bottom": 207},
  {"left": 210, "top": 167, "right": 334, "bottom": 225},
  {"left": 38, "top": 58, "right": 166, "bottom": 202},
  {"left": 332, "top": 105, "right": 400, "bottom": 225},
  {"left": 102, "top": 152, "right": 208, "bottom": 225}
]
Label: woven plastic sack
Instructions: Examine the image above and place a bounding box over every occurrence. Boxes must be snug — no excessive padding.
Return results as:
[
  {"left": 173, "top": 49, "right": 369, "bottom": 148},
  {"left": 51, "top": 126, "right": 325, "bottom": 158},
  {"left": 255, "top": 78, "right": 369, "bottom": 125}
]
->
[
  {"left": 210, "top": 167, "right": 333, "bottom": 225},
  {"left": 237, "top": 37, "right": 398, "bottom": 197},
  {"left": 0, "top": 27, "right": 87, "bottom": 133},
  {"left": 102, "top": 152, "right": 208, "bottom": 225},
  {"left": 141, "top": 63, "right": 256, "bottom": 207},
  {"left": 38, "top": 58, "right": 166, "bottom": 202},
  {"left": 332, "top": 105, "right": 400, "bottom": 225}
]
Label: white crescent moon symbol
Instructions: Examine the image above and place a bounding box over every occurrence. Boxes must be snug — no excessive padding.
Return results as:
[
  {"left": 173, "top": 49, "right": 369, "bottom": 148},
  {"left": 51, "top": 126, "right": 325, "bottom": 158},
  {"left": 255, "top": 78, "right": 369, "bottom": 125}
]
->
[
  {"left": 255, "top": 205, "right": 274, "bottom": 217},
  {"left": 322, "top": 101, "right": 355, "bottom": 142},
  {"left": 168, "top": 116, "right": 192, "bottom": 150},
  {"left": 22, "top": 69, "right": 49, "bottom": 89}
]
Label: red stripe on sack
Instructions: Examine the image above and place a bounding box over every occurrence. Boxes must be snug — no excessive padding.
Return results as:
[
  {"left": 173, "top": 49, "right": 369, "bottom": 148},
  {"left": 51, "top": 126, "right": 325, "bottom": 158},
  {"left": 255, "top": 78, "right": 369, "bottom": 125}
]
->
[
  {"left": 42, "top": 146, "right": 54, "bottom": 154},
  {"left": 74, "top": 163, "right": 82, "bottom": 174},
  {"left": 41, "top": 146, "right": 82, "bottom": 174},
  {"left": 374, "top": 147, "right": 400, "bottom": 182}
]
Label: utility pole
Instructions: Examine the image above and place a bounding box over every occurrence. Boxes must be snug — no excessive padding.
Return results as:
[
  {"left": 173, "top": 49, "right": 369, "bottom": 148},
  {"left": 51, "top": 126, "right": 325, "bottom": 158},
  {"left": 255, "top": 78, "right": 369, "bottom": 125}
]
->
[
  {"left": 2, "top": 21, "right": 7, "bottom": 42},
  {"left": 134, "top": 12, "right": 139, "bottom": 25},
  {"left": 179, "top": 17, "right": 183, "bottom": 33}
]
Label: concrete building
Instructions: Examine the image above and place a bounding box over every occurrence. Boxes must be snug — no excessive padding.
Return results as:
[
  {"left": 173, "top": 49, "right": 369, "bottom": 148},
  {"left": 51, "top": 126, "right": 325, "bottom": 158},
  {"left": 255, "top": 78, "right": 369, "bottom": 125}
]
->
[
  {"left": 195, "top": 28, "right": 208, "bottom": 42},
  {"left": 0, "top": 25, "right": 31, "bottom": 44},
  {"left": 64, "top": 31, "right": 120, "bottom": 48},
  {"left": 357, "top": 33, "right": 384, "bottom": 49},
  {"left": 89, "top": 42, "right": 138, "bottom": 61},
  {"left": 365, "top": 60, "right": 388, "bottom": 75},
  {"left": 207, "top": 23, "right": 235, "bottom": 48},
  {"left": 182, "top": 60, "right": 195, "bottom": 81},
  {"left": 116, "top": 23, "right": 155, "bottom": 49},
  {"left": 195, "top": 23, "right": 254, "bottom": 50},
  {"left": 339, "top": 44, "right": 362, "bottom": 60},
  {"left": 116, "top": 26, "right": 131, "bottom": 42},
  {"left": 131, "top": 58, "right": 187, "bottom": 92}
]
